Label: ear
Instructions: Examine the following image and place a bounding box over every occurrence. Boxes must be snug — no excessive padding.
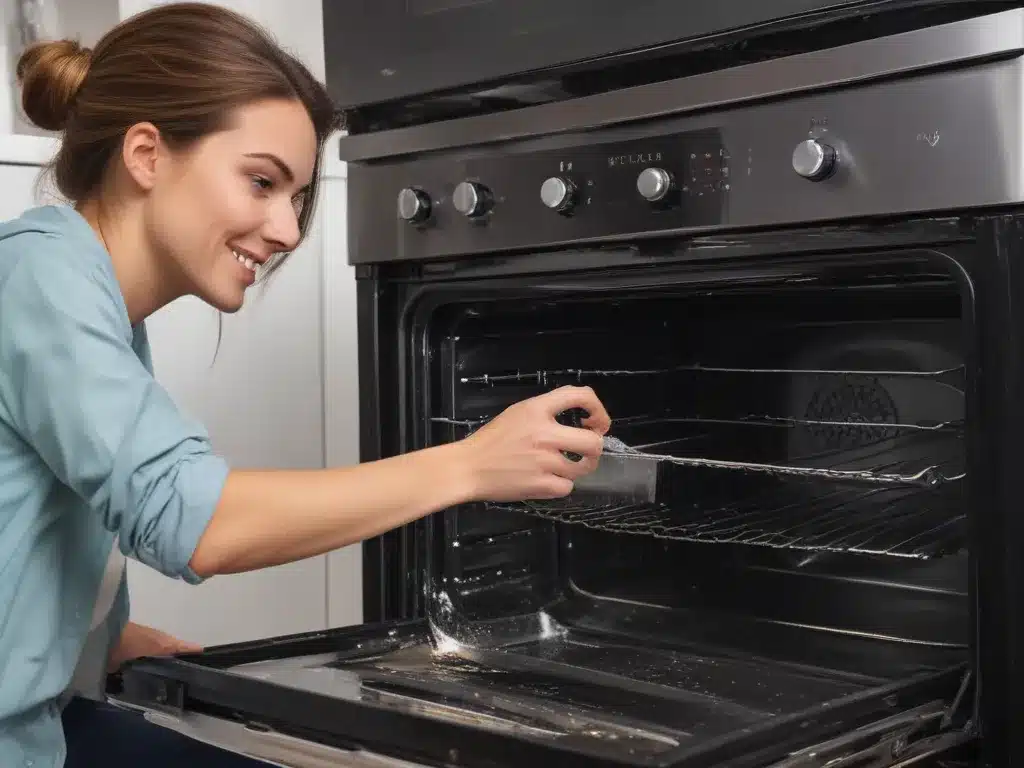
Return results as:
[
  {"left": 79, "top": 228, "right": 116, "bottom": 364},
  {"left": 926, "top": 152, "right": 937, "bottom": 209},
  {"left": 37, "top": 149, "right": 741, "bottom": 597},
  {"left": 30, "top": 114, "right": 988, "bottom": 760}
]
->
[{"left": 120, "top": 122, "right": 163, "bottom": 192}]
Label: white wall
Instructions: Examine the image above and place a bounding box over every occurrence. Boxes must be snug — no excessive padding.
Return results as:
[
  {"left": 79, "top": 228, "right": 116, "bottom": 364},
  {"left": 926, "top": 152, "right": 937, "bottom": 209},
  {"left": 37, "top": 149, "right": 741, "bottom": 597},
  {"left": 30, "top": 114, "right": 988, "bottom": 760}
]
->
[
  {"left": 0, "top": 0, "right": 362, "bottom": 646},
  {"left": 0, "top": 0, "right": 121, "bottom": 137},
  {"left": 320, "top": 172, "right": 361, "bottom": 628},
  {"left": 121, "top": 0, "right": 361, "bottom": 646},
  {"left": 0, "top": 0, "right": 359, "bottom": 646}
]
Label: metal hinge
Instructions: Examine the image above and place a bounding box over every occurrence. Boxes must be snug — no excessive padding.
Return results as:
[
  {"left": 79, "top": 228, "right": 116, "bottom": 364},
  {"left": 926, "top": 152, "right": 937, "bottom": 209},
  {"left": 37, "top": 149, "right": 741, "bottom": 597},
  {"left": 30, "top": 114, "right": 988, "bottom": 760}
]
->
[{"left": 766, "top": 700, "right": 972, "bottom": 768}]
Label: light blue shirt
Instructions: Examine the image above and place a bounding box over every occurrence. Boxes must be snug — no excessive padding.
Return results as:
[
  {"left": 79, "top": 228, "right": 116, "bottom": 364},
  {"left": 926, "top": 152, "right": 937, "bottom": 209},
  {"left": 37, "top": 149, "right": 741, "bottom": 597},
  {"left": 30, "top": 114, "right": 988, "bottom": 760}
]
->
[{"left": 0, "top": 205, "right": 230, "bottom": 767}]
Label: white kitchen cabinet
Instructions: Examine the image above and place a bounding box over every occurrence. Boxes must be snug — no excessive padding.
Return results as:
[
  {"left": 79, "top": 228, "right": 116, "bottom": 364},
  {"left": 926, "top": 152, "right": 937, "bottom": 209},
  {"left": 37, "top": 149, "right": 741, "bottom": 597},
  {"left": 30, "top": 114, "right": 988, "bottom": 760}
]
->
[{"left": 321, "top": 172, "right": 362, "bottom": 628}]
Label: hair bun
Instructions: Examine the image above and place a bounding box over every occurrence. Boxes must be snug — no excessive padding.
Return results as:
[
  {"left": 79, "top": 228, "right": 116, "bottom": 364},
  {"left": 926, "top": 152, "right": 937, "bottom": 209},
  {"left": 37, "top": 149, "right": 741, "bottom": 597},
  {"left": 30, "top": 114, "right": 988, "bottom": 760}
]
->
[{"left": 17, "top": 39, "right": 92, "bottom": 132}]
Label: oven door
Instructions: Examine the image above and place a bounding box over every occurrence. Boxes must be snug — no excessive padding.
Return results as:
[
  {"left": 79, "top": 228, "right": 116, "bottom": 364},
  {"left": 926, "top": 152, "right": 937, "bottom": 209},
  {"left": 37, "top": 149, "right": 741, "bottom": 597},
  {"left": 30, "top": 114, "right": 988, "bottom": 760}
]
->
[
  {"left": 110, "top": 229, "right": 985, "bottom": 768},
  {"left": 324, "top": 0, "right": 880, "bottom": 110},
  {"left": 110, "top": 622, "right": 972, "bottom": 768}
]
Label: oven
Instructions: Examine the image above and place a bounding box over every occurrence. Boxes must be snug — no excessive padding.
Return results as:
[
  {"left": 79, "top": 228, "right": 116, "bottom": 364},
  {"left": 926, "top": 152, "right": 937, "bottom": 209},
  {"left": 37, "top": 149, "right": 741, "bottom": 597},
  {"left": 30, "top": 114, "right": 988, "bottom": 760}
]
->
[
  {"left": 111, "top": 7, "right": 1024, "bottom": 768},
  {"left": 325, "top": 0, "right": 1003, "bottom": 130},
  {"left": 322, "top": 0, "right": 868, "bottom": 109}
]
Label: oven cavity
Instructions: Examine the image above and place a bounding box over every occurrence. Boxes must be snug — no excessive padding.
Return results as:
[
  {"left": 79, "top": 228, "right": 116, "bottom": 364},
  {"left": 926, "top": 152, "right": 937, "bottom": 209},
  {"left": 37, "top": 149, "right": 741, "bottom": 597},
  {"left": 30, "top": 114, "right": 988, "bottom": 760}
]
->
[
  {"left": 434, "top": 264, "right": 965, "bottom": 561},
  {"left": 412, "top": 258, "right": 970, "bottom": 756}
]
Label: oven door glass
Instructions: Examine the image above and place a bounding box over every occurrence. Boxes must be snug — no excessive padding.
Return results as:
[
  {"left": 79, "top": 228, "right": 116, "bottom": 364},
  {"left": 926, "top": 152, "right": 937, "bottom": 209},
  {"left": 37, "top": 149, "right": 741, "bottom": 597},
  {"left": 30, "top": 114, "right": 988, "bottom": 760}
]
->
[
  {"left": 112, "top": 247, "right": 977, "bottom": 768},
  {"left": 323, "top": 0, "right": 871, "bottom": 109}
]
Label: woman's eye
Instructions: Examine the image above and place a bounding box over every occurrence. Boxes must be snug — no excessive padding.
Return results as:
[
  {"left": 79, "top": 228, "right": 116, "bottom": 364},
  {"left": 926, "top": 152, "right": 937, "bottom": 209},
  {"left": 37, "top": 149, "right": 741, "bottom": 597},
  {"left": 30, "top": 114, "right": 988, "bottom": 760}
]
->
[{"left": 251, "top": 175, "right": 273, "bottom": 192}]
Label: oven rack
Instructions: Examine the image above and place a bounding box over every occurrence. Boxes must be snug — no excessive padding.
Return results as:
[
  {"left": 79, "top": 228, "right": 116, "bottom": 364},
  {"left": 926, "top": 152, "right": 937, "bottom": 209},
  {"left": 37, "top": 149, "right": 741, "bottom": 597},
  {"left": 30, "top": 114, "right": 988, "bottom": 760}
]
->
[
  {"left": 604, "top": 449, "right": 961, "bottom": 488},
  {"left": 484, "top": 482, "right": 965, "bottom": 559},
  {"left": 429, "top": 415, "right": 965, "bottom": 434},
  {"left": 430, "top": 416, "right": 965, "bottom": 489},
  {"left": 457, "top": 364, "right": 965, "bottom": 388}
]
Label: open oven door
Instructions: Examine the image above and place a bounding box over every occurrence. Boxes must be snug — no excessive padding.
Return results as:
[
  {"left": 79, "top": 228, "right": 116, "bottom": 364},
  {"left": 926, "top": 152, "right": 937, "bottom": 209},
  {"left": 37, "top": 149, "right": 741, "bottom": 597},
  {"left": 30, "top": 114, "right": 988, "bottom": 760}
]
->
[{"left": 109, "top": 616, "right": 976, "bottom": 768}]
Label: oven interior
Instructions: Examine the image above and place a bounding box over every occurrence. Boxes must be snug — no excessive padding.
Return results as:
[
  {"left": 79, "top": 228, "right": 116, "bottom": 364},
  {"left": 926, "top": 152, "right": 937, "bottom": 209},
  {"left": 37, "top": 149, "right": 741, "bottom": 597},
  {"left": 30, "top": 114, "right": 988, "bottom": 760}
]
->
[{"left": 230, "top": 255, "right": 973, "bottom": 765}]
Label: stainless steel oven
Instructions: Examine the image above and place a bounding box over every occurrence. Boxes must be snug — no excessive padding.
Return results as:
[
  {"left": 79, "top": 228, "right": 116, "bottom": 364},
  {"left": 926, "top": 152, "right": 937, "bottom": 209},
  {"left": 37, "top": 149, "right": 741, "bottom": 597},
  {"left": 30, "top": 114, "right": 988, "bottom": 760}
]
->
[
  {"left": 322, "top": 0, "right": 861, "bottom": 109},
  {"left": 325, "top": 0, "right": 1006, "bottom": 132},
  {"left": 111, "top": 7, "right": 1024, "bottom": 767}
]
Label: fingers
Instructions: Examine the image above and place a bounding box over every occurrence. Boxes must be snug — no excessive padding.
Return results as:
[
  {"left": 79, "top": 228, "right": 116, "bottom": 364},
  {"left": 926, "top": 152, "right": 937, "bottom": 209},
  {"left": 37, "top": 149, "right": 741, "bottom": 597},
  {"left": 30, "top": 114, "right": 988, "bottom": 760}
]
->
[
  {"left": 539, "top": 386, "right": 612, "bottom": 435},
  {"left": 580, "top": 410, "right": 612, "bottom": 437},
  {"left": 549, "top": 423, "right": 604, "bottom": 459},
  {"left": 536, "top": 475, "right": 575, "bottom": 499},
  {"left": 154, "top": 630, "right": 203, "bottom": 655},
  {"left": 560, "top": 454, "right": 599, "bottom": 480},
  {"left": 541, "top": 448, "right": 599, "bottom": 482}
]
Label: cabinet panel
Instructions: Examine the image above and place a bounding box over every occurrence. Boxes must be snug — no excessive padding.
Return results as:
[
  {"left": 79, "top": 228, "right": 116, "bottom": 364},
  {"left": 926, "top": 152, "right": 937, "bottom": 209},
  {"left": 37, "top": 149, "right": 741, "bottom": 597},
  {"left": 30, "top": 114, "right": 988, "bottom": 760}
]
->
[{"left": 322, "top": 175, "right": 362, "bottom": 628}]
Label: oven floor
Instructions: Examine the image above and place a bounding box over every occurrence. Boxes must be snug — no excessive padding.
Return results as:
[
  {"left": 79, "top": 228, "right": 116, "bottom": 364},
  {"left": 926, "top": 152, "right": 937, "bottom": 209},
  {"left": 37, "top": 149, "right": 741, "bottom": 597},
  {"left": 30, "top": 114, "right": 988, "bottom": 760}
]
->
[{"left": 230, "top": 626, "right": 894, "bottom": 762}]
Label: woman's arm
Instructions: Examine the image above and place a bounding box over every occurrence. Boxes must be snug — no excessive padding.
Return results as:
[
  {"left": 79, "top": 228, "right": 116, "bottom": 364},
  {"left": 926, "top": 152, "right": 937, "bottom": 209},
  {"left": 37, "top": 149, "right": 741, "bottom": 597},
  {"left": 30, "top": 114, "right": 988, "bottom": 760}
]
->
[
  {"left": 0, "top": 244, "right": 610, "bottom": 583},
  {"left": 189, "top": 385, "right": 610, "bottom": 577}
]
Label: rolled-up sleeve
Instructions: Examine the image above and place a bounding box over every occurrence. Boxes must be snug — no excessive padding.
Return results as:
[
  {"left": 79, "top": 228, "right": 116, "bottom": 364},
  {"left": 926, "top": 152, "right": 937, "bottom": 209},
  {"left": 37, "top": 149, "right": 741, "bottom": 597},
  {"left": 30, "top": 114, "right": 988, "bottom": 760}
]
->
[{"left": 0, "top": 242, "right": 229, "bottom": 584}]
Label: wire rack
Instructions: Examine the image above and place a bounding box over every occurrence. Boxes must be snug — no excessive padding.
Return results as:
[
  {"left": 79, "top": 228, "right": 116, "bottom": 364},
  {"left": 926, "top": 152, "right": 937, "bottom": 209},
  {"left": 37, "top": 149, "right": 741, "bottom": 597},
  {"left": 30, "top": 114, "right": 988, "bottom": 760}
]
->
[
  {"left": 442, "top": 360, "right": 966, "bottom": 559},
  {"left": 432, "top": 416, "right": 964, "bottom": 486},
  {"left": 485, "top": 484, "right": 965, "bottom": 559},
  {"left": 456, "top": 363, "right": 966, "bottom": 388},
  {"left": 433, "top": 416, "right": 965, "bottom": 559}
]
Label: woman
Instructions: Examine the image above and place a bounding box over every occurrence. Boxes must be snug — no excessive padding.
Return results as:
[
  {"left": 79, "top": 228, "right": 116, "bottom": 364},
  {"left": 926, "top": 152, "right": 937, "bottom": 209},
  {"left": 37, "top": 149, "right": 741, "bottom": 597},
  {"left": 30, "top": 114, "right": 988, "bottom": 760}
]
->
[{"left": 0, "top": 4, "right": 610, "bottom": 767}]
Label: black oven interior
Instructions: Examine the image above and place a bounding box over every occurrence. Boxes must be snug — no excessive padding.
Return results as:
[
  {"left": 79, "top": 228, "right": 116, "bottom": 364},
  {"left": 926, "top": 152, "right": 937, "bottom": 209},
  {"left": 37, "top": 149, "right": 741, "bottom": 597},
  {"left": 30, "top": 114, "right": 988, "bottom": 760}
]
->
[
  {"left": 414, "top": 254, "right": 971, "bottom": 753},
  {"left": 218, "top": 252, "right": 974, "bottom": 766}
]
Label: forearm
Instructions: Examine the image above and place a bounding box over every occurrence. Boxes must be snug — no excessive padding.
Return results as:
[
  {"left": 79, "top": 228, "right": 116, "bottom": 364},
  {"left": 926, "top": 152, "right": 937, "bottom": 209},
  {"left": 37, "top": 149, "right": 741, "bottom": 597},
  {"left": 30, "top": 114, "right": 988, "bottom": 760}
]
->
[{"left": 188, "top": 442, "right": 475, "bottom": 578}]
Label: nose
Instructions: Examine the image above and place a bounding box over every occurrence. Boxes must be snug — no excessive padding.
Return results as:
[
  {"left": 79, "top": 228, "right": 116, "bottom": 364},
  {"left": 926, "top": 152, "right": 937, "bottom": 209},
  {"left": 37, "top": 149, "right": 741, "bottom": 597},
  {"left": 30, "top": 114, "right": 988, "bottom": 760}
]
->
[{"left": 261, "top": 195, "right": 302, "bottom": 252}]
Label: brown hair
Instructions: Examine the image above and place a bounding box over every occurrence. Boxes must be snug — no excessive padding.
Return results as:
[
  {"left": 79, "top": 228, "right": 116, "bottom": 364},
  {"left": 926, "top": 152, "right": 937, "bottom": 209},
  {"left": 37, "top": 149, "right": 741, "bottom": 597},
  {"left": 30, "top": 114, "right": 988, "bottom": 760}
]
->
[{"left": 16, "top": 2, "right": 338, "bottom": 270}]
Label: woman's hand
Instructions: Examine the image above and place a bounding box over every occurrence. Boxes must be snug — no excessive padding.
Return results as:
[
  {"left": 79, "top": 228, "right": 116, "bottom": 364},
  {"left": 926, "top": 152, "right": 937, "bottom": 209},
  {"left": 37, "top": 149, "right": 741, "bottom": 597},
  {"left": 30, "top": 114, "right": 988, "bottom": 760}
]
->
[
  {"left": 188, "top": 386, "right": 612, "bottom": 578},
  {"left": 107, "top": 621, "right": 203, "bottom": 673},
  {"left": 459, "top": 385, "right": 612, "bottom": 501}
]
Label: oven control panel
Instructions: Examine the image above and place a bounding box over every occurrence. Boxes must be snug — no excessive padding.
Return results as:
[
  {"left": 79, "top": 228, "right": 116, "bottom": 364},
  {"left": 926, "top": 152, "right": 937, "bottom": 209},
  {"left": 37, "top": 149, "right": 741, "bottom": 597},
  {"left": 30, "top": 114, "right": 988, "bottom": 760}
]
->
[
  {"left": 351, "top": 129, "right": 736, "bottom": 261},
  {"left": 389, "top": 128, "right": 734, "bottom": 232},
  {"left": 346, "top": 56, "right": 1017, "bottom": 264}
]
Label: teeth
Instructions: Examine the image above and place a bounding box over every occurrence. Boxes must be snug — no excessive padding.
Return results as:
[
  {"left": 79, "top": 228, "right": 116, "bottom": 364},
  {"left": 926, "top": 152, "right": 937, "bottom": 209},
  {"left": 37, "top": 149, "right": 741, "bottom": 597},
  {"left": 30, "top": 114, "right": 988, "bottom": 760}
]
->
[{"left": 233, "top": 249, "right": 258, "bottom": 273}]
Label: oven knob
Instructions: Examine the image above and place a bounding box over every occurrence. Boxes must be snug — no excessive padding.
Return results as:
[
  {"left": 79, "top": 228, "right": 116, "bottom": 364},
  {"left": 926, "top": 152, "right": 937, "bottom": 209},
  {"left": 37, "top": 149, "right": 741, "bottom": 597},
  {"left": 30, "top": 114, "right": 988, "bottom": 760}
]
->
[
  {"left": 452, "top": 181, "right": 492, "bottom": 218},
  {"left": 637, "top": 167, "right": 674, "bottom": 202},
  {"left": 397, "top": 187, "right": 431, "bottom": 223},
  {"left": 540, "top": 176, "right": 577, "bottom": 212},
  {"left": 792, "top": 139, "right": 838, "bottom": 181}
]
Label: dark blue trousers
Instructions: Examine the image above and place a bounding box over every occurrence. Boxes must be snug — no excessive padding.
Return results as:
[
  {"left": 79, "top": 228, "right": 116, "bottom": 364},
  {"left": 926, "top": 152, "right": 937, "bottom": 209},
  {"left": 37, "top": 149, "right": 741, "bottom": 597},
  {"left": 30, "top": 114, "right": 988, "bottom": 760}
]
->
[{"left": 62, "top": 697, "right": 271, "bottom": 767}]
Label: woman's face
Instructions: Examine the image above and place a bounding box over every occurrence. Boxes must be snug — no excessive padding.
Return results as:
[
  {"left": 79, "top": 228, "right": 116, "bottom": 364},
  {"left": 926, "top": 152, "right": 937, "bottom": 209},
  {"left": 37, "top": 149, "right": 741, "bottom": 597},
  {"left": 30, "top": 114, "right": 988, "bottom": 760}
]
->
[{"left": 146, "top": 98, "right": 318, "bottom": 313}]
